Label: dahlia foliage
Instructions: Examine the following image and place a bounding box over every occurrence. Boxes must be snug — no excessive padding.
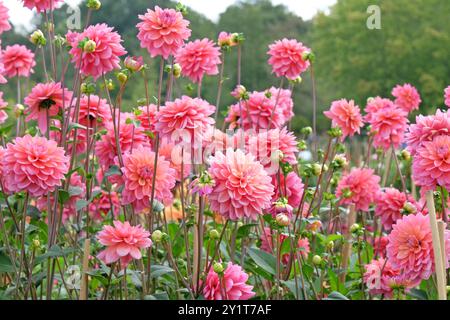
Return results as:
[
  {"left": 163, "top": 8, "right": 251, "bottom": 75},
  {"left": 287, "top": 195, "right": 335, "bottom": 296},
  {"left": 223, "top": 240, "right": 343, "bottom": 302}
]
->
[{"left": 0, "top": 1, "right": 449, "bottom": 302}]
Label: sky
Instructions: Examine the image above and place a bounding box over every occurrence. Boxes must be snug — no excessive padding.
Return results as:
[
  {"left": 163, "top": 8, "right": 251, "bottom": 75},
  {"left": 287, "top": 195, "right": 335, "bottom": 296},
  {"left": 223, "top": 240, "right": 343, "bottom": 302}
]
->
[{"left": 2, "top": 0, "right": 337, "bottom": 31}]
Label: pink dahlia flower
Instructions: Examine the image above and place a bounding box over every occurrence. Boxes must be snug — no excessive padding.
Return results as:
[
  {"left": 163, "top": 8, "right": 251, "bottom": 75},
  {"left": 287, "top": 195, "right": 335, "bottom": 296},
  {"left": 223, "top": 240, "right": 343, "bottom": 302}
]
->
[
  {"left": 412, "top": 134, "right": 450, "bottom": 190},
  {"left": 269, "top": 87, "right": 294, "bottom": 123},
  {"left": 22, "top": 0, "right": 63, "bottom": 12},
  {"left": 2, "top": 135, "right": 69, "bottom": 197},
  {"left": 175, "top": 38, "right": 221, "bottom": 83},
  {"left": 155, "top": 95, "right": 215, "bottom": 143},
  {"left": 225, "top": 91, "right": 285, "bottom": 130},
  {"left": 97, "top": 220, "right": 152, "bottom": 268},
  {"left": 89, "top": 188, "right": 120, "bottom": 222},
  {"left": 386, "top": 213, "right": 450, "bottom": 285},
  {"left": 375, "top": 188, "right": 419, "bottom": 230},
  {"left": 137, "top": 6, "right": 191, "bottom": 59},
  {"left": 76, "top": 94, "right": 111, "bottom": 127},
  {"left": 406, "top": 109, "right": 450, "bottom": 156},
  {"left": 69, "top": 23, "right": 126, "bottom": 79},
  {"left": 0, "top": 2, "right": 11, "bottom": 34},
  {"left": 24, "top": 82, "right": 72, "bottom": 134},
  {"left": 1, "top": 44, "right": 35, "bottom": 78},
  {"left": 269, "top": 172, "right": 304, "bottom": 217},
  {"left": 133, "top": 104, "right": 157, "bottom": 133},
  {"left": 324, "top": 99, "right": 364, "bottom": 141},
  {"left": 364, "top": 97, "right": 395, "bottom": 123},
  {"left": 218, "top": 32, "right": 237, "bottom": 47},
  {"left": 445, "top": 86, "right": 450, "bottom": 108},
  {"left": 0, "top": 91, "right": 8, "bottom": 124},
  {"left": 373, "top": 236, "right": 389, "bottom": 258},
  {"left": 364, "top": 258, "right": 401, "bottom": 298},
  {"left": 367, "top": 105, "right": 408, "bottom": 150},
  {"left": 248, "top": 127, "right": 298, "bottom": 175},
  {"left": 158, "top": 140, "right": 191, "bottom": 181},
  {"left": 267, "top": 38, "right": 310, "bottom": 80},
  {"left": 203, "top": 262, "right": 255, "bottom": 300},
  {"left": 95, "top": 114, "right": 151, "bottom": 169},
  {"left": 121, "top": 146, "right": 176, "bottom": 212},
  {"left": 260, "top": 228, "right": 310, "bottom": 263},
  {"left": 336, "top": 168, "right": 381, "bottom": 212},
  {"left": 392, "top": 83, "right": 421, "bottom": 113},
  {"left": 208, "top": 149, "right": 274, "bottom": 221}
]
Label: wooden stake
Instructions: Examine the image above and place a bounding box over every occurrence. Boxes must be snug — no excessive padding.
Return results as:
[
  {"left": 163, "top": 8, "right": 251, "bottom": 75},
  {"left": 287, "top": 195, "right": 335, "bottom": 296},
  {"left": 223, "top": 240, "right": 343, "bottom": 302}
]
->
[
  {"left": 437, "top": 220, "right": 447, "bottom": 289},
  {"left": 339, "top": 204, "right": 356, "bottom": 284},
  {"left": 80, "top": 239, "right": 91, "bottom": 300},
  {"left": 381, "top": 148, "right": 393, "bottom": 187},
  {"left": 426, "top": 191, "right": 447, "bottom": 300}
]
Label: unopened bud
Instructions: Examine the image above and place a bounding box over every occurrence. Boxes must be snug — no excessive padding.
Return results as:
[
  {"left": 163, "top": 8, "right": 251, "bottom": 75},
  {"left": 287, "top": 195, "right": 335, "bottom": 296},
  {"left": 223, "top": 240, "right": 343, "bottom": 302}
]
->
[
  {"left": 30, "top": 30, "right": 46, "bottom": 46},
  {"left": 83, "top": 40, "right": 96, "bottom": 53},
  {"left": 403, "top": 202, "right": 417, "bottom": 214},
  {"left": 152, "top": 230, "right": 163, "bottom": 243},
  {"left": 117, "top": 72, "right": 128, "bottom": 84},
  {"left": 209, "top": 229, "right": 220, "bottom": 240},
  {"left": 312, "top": 255, "right": 322, "bottom": 265},
  {"left": 302, "top": 51, "right": 315, "bottom": 63},
  {"left": 350, "top": 223, "right": 361, "bottom": 234},
  {"left": 276, "top": 213, "right": 290, "bottom": 227},
  {"left": 213, "top": 262, "right": 224, "bottom": 274},
  {"left": 87, "top": 0, "right": 101, "bottom": 10},
  {"left": 400, "top": 150, "right": 411, "bottom": 162},
  {"left": 301, "top": 126, "right": 313, "bottom": 136},
  {"left": 312, "top": 163, "right": 322, "bottom": 176},
  {"left": 173, "top": 63, "right": 182, "bottom": 78}
]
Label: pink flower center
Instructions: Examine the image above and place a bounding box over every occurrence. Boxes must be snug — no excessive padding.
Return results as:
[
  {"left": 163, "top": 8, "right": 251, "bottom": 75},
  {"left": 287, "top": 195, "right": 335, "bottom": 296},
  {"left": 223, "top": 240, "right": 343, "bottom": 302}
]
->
[
  {"left": 436, "top": 144, "right": 450, "bottom": 158},
  {"left": 139, "top": 166, "right": 154, "bottom": 179},
  {"left": 160, "top": 12, "right": 176, "bottom": 27},
  {"left": 407, "top": 235, "right": 421, "bottom": 249}
]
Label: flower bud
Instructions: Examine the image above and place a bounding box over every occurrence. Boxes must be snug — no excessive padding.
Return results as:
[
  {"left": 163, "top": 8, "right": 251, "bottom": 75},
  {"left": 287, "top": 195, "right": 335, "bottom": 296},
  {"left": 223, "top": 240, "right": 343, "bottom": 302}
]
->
[
  {"left": 302, "top": 51, "right": 315, "bottom": 63},
  {"left": 87, "top": 0, "right": 101, "bottom": 10},
  {"left": 105, "top": 79, "right": 114, "bottom": 91},
  {"left": 117, "top": 72, "right": 128, "bottom": 84},
  {"left": 14, "top": 104, "right": 25, "bottom": 118},
  {"left": 301, "top": 126, "right": 313, "bottom": 136},
  {"left": 350, "top": 223, "right": 361, "bottom": 234},
  {"left": 276, "top": 213, "right": 290, "bottom": 227},
  {"left": 297, "top": 140, "right": 307, "bottom": 151},
  {"left": 81, "top": 82, "right": 96, "bottom": 95},
  {"left": 124, "top": 56, "right": 143, "bottom": 72},
  {"left": 32, "top": 238, "right": 41, "bottom": 249},
  {"left": 400, "top": 149, "right": 411, "bottom": 162},
  {"left": 29, "top": 30, "right": 46, "bottom": 46},
  {"left": 231, "top": 85, "right": 247, "bottom": 100},
  {"left": 176, "top": 2, "right": 188, "bottom": 15},
  {"left": 312, "top": 255, "right": 322, "bottom": 265},
  {"left": 342, "top": 188, "right": 352, "bottom": 199},
  {"left": 327, "top": 127, "right": 343, "bottom": 138},
  {"left": 83, "top": 40, "right": 96, "bottom": 53},
  {"left": 209, "top": 229, "right": 220, "bottom": 240},
  {"left": 213, "top": 262, "right": 224, "bottom": 274},
  {"left": 327, "top": 240, "right": 334, "bottom": 251},
  {"left": 289, "top": 76, "right": 302, "bottom": 85},
  {"left": 311, "top": 163, "right": 322, "bottom": 176},
  {"left": 172, "top": 63, "right": 182, "bottom": 78},
  {"left": 152, "top": 230, "right": 163, "bottom": 243},
  {"left": 403, "top": 202, "right": 417, "bottom": 214}
]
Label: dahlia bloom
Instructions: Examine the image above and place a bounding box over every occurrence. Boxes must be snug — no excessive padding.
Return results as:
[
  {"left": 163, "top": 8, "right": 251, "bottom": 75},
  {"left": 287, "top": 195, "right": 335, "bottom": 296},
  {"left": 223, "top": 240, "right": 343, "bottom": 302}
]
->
[
  {"left": 158, "top": 140, "right": 191, "bottom": 181},
  {"left": 133, "top": 104, "right": 157, "bottom": 133},
  {"left": 364, "top": 97, "right": 395, "bottom": 122},
  {"left": 269, "top": 87, "right": 294, "bottom": 123},
  {"left": 336, "top": 168, "right": 381, "bottom": 211},
  {"left": 155, "top": 95, "right": 215, "bottom": 143},
  {"left": 324, "top": 99, "right": 364, "bottom": 141},
  {"left": 367, "top": 104, "right": 408, "bottom": 150},
  {"left": 267, "top": 38, "right": 310, "bottom": 80},
  {"left": 203, "top": 262, "right": 255, "bottom": 300},
  {"left": 373, "top": 236, "right": 389, "bottom": 258},
  {"left": 260, "top": 228, "right": 310, "bottom": 264},
  {"left": 97, "top": 221, "right": 152, "bottom": 268},
  {"left": 406, "top": 109, "right": 450, "bottom": 156},
  {"left": 89, "top": 188, "right": 120, "bottom": 222},
  {"left": 225, "top": 91, "right": 285, "bottom": 130},
  {"left": 121, "top": 146, "right": 176, "bottom": 212},
  {"left": 95, "top": 114, "right": 151, "bottom": 169},
  {"left": 386, "top": 213, "right": 450, "bottom": 285},
  {"left": 24, "top": 82, "right": 72, "bottom": 134},
  {"left": 1, "top": 44, "right": 35, "bottom": 78},
  {"left": 218, "top": 32, "right": 237, "bottom": 47},
  {"left": 412, "top": 134, "right": 450, "bottom": 190},
  {"left": 0, "top": 2, "right": 11, "bottom": 35},
  {"left": 364, "top": 258, "right": 401, "bottom": 298},
  {"left": 2, "top": 135, "right": 69, "bottom": 197},
  {"left": 270, "top": 172, "right": 304, "bottom": 217},
  {"left": 69, "top": 23, "right": 126, "bottom": 79},
  {"left": 22, "top": 0, "right": 63, "bottom": 12},
  {"left": 445, "top": 86, "right": 450, "bottom": 108},
  {"left": 137, "top": 6, "right": 191, "bottom": 59},
  {"left": 208, "top": 149, "right": 274, "bottom": 221},
  {"left": 248, "top": 127, "right": 298, "bottom": 174},
  {"left": 174, "top": 38, "right": 221, "bottom": 83},
  {"left": 375, "top": 188, "right": 418, "bottom": 230},
  {"left": 392, "top": 83, "right": 421, "bottom": 113},
  {"left": 76, "top": 94, "right": 111, "bottom": 127},
  {"left": 0, "top": 91, "right": 8, "bottom": 124}
]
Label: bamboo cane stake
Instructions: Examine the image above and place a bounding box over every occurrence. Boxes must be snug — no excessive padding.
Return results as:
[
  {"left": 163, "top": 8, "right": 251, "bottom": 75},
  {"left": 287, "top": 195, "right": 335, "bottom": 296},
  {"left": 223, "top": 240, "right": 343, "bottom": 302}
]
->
[
  {"left": 339, "top": 204, "right": 356, "bottom": 284},
  {"left": 426, "top": 191, "right": 447, "bottom": 300},
  {"left": 80, "top": 239, "right": 91, "bottom": 300},
  {"left": 437, "top": 220, "right": 447, "bottom": 289}
]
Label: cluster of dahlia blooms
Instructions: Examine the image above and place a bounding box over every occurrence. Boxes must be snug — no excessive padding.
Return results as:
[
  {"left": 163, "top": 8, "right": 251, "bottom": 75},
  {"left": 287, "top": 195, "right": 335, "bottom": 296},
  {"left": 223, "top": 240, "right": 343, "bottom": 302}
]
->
[{"left": 0, "top": 1, "right": 449, "bottom": 302}]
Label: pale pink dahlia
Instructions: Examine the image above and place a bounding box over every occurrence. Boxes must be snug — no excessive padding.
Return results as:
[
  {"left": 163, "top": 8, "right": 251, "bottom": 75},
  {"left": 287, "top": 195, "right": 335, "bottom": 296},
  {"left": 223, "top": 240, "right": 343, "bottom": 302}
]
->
[
  {"left": 412, "top": 134, "right": 450, "bottom": 190},
  {"left": 406, "top": 109, "right": 450, "bottom": 156},
  {"left": 364, "top": 97, "right": 396, "bottom": 123},
  {"left": 121, "top": 146, "right": 176, "bottom": 212},
  {"left": 155, "top": 95, "right": 215, "bottom": 143},
  {"left": 89, "top": 188, "right": 120, "bottom": 222},
  {"left": 367, "top": 105, "right": 408, "bottom": 150},
  {"left": 158, "top": 140, "right": 191, "bottom": 181},
  {"left": 76, "top": 94, "right": 111, "bottom": 127},
  {"left": 174, "top": 38, "right": 221, "bottom": 83},
  {"left": 324, "top": 99, "right": 364, "bottom": 141},
  {"left": 336, "top": 168, "right": 381, "bottom": 212},
  {"left": 375, "top": 188, "right": 418, "bottom": 230},
  {"left": 0, "top": 91, "right": 8, "bottom": 124},
  {"left": 69, "top": 23, "right": 126, "bottom": 79},
  {"left": 445, "top": 86, "right": 450, "bottom": 108},
  {"left": 208, "top": 149, "right": 274, "bottom": 221},
  {"left": 133, "top": 104, "right": 157, "bottom": 133},
  {"left": 22, "top": 0, "right": 63, "bottom": 12},
  {"left": 269, "top": 172, "right": 304, "bottom": 217},
  {"left": 267, "top": 38, "right": 310, "bottom": 80},
  {"left": 248, "top": 127, "right": 299, "bottom": 174},
  {"left": 392, "top": 83, "right": 421, "bottom": 113},
  {"left": 97, "top": 220, "right": 152, "bottom": 268},
  {"left": 203, "top": 262, "right": 255, "bottom": 300},
  {"left": 2, "top": 135, "right": 69, "bottom": 197},
  {"left": 1, "top": 44, "right": 35, "bottom": 78},
  {"left": 137, "top": 6, "right": 191, "bottom": 59},
  {"left": 364, "top": 258, "right": 401, "bottom": 298},
  {"left": 386, "top": 213, "right": 450, "bottom": 285},
  {"left": 0, "top": 2, "right": 11, "bottom": 35},
  {"left": 269, "top": 87, "right": 294, "bottom": 123},
  {"left": 24, "top": 82, "right": 72, "bottom": 134}
]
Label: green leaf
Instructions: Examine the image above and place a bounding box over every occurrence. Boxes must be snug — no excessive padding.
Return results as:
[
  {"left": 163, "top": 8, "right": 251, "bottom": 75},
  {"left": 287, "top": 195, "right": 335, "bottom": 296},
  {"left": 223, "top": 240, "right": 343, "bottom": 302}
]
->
[
  {"left": 248, "top": 248, "right": 276, "bottom": 275},
  {"left": 68, "top": 186, "right": 84, "bottom": 197},
  {"left": 104, "top": 165, "right": 121, "bottom": 178},
  {"left": 76, "top": 199, "right": 89, "bottom": 212},
  {"left": 58, "top": 190, "right": 70, "bottom": 205},
  {"left": 324, "top": 291, "right": 349, "bottom": 300},
  {"left": 0, "top": 251, "right": 15, "bottom": 272},
  {"left": 27, "top": 206, "right": 41, "bottom": 219},
  {"left": 236, "top": 223, "right": 258, "bottom": 239},
  {"left": 144, "top": 292, "right": 169, "bottom": 300},
  {"left": 150, "top": 265, "right": 175, "bottom": 278},
  {"left": 34, "top": 245, "right": 76, "bottom": 265},
  {"left": 409, "top": 288, "right": 428, "bottom": 300}
]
